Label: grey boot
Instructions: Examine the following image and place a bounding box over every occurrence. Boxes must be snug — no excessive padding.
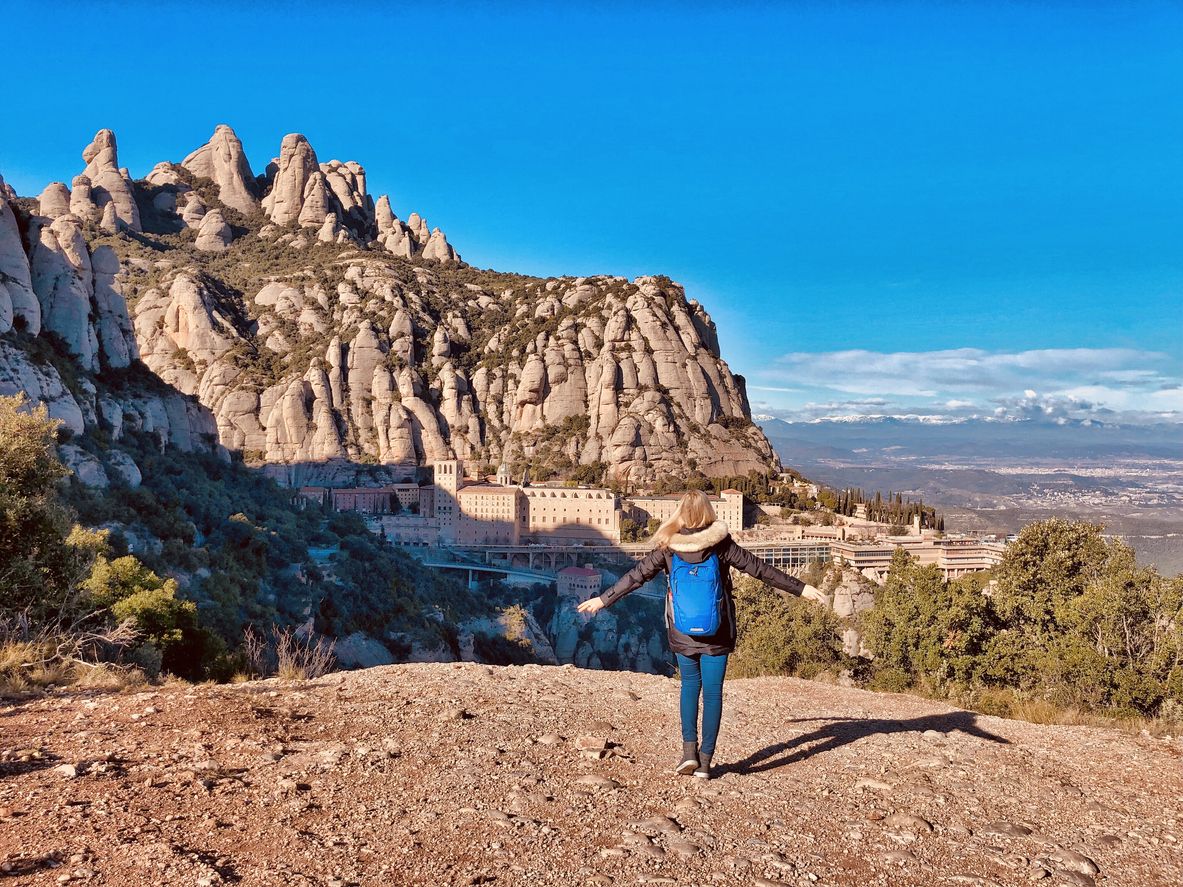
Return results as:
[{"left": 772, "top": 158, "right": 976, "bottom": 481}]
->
[
  {"left": 694, "top": 751, "right": 713, "bottom": 779},
  {"left": 676, "top": 741, "right": 699, "bottom": 775}
]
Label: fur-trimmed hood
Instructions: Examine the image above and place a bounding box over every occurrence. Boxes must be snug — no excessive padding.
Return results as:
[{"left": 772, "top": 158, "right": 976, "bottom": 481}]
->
[{"left": 665, "top": 520, "right": 730, "bottom": 553}]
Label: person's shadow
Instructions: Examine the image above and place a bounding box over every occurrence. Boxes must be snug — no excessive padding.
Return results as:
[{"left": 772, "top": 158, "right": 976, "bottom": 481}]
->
[{"left": 722, "top": 710, "right": 1009, "bottom": 776}]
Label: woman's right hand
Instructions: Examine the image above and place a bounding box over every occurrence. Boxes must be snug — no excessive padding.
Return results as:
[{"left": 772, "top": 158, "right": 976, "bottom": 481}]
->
[
  {"left": 801, "top": 585, "right": 828, "bottom": 606},
  {"left": 577, "top": 596, "right": 605, "bottom": 615}
]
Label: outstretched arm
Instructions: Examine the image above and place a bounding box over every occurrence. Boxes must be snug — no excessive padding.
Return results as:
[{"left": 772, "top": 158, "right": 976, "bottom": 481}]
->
[
  {"left": 578, "top": 548, "right": 666, "bottom": 615},
  {"left": 721, "top": 540, "right": 808, "bottom": 596}
]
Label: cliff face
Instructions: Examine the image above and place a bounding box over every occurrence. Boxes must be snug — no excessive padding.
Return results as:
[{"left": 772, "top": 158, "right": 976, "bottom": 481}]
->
[{"left": 3, "top": 125, "right": 778, "bottom": 484}]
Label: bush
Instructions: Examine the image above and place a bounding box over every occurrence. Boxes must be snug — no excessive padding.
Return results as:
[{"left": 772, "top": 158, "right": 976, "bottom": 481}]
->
[
  {"left": 730, "top": 575, "right": 845, "bottom": 679},
  {"left": 859, "top": 519, "right": 1183, "bottom": 719}
]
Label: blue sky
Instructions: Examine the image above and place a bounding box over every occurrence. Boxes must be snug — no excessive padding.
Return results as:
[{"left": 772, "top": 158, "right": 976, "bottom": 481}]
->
[{"left": 1, "top": 1, "right": 1180, "bottom": 422}]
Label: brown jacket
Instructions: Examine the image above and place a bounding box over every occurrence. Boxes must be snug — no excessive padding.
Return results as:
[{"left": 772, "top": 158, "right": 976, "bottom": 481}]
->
[{"left": 599, "top": 520, "right": 806, "bottom": 656}]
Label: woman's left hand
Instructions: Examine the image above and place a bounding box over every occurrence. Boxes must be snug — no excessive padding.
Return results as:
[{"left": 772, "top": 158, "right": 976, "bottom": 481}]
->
[{"left": 577, "top": 596, "right": 605, "bottom": 615}]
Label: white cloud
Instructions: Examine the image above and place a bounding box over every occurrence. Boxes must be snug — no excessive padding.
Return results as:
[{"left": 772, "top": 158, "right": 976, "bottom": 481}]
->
[
  {"left": 765, "top": 347, "right": 1173, "bottom": 396},
  {"left": 754, "top": 347, "right": 1183, "bottom": 424}
]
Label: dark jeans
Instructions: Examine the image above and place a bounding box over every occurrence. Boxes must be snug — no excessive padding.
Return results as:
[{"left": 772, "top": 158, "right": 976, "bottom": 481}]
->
[{"left": 675, "top": 651, "right": 729, "bottom": 756}]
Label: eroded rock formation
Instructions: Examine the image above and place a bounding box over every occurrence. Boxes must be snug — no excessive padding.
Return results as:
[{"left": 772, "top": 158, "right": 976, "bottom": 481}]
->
[
  {"left": 79, "top": 129, "right": 141, "bottom": 232},
  {"left": 181, "top": 124, "right": 259, "bottom": 215},
  {"left": 2, "top": 124, "right": 778, "bottom": 484}
]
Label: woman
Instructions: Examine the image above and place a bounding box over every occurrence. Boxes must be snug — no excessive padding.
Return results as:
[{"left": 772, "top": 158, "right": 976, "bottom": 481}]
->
[{"left": 577, "top": 490, "right": 825, "bottom": 779}]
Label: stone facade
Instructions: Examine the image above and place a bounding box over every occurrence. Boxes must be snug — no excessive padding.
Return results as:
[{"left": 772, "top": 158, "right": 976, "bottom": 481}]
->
[
  {"left": 626, "top": 489, "right": 744, "bottom": 532},
  {"left": 523, "top": 486, "right": 620, "bottom": 543},
  {"left": 557, "top": 566, "right": 602, "bottom": 604},
  {"left": 300, "top": 459, "right": 748, "bottom": 548},
  {"left": 831, "top": 537, "right": 1007, "bottom": 580}
]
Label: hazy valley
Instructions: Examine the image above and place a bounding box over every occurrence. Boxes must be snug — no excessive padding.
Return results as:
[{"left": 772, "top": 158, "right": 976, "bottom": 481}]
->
[{"left": 760, "top": 417, "right": 1183, "bottom": 575}]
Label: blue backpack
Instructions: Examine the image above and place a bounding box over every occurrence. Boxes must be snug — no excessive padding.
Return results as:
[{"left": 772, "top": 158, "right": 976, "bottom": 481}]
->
[{"left": 668, "top": 552, "right": 723, "bottom": 636}]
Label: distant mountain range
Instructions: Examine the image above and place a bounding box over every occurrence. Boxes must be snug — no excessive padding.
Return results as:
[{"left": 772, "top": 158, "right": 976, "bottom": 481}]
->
[{"left": 757, "top": 415, "right": 1182, "bottom": 463}]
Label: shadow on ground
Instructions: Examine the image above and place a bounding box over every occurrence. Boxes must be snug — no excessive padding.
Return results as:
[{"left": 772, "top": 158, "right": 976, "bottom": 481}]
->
[{"left": 723, "top": 710, "right": 1009, "bottom": 775}]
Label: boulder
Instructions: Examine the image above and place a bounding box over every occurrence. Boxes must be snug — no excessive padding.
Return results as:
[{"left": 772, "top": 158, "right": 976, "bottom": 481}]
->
[
  {"left": 195, "top": 209, "right": 232, "bottom": 251},
  {"left": 375, "top": 195, "right": 395, "bottom": 234},
  {"left": 145, "top": 162, "right": 183, "bottom": 186},
  {"left": 38, "top": 182, "right": 71, "bottom": 218},
  {"left": 105, "top": 450, "right": 142, "bottom": 488},
  {"left": 406, "top": 212, "right": 428, "bottom": 244},
  {"left": 59, "top": 444, "right": 109, "bottom": 488},
  {"left": 316, "top": 212, "right": 342, "bottom": 243},
  {"left": 99, "top": 202, "right": 119, "bottom": 233},
  {"left": 421, "top": 227, "right": 456, "bottom": 263},
  {"left": 180, "top": 193, "right": 207, "bottom": 229},
  {"left": 68, "top": 175, "right": 101, "bottom": 222},
  {"left": 181, "top": 124, "right": 259, "bottom": 215}
]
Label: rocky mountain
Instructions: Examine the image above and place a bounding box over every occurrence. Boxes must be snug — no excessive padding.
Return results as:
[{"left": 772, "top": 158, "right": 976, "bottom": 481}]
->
[
  {"left": 3, "top": 662, "right": 1179, "bottom": 886},
  {"left": 2, "top": 125, "right": 776, "bottom": 486}
]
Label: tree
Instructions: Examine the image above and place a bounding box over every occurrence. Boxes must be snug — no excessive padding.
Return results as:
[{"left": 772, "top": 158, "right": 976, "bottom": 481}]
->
[
  {"left": 983, "top": 519, "right": 1120, "bottom": 689},
  {"left": 730, "top": 575, "right": 844, "bottom": 679},
  {"left": 80, "top": 553, "right": 213, "bottom": 678},
  {"left": 0, "top": 394, "right": 93, "bottom": 615},
  {"left": 862, "top": 551, "right": 996, "bottom": 691}
]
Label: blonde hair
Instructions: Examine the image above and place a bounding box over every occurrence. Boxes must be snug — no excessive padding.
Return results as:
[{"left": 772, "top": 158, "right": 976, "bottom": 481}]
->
[{"left": 651, "top": 490, "right": 717, "bottom": 549}]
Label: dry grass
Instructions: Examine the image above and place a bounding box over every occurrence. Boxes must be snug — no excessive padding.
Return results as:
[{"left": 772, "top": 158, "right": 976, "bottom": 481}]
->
[
  {"left": 274, "top": 627, "right": 336, "bottom": 682},
  {"left": 956, "top": 686, "right": 1178, "bottom": 737},
  {"left": 1, "top": 641, "right": 145, "bottom": 696}
]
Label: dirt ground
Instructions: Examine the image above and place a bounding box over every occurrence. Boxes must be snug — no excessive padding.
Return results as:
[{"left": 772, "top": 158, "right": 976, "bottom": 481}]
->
[{"left": 2, "top": 662, "right": 1180, "bottom": 886}]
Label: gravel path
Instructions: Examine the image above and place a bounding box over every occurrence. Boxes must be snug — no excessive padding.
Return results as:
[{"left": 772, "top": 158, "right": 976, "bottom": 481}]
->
[{"left": 2, "top": 663, "right": 1180, "bottom": 886}]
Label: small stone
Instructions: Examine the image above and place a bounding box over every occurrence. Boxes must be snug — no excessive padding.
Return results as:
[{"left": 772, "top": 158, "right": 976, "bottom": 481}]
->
[
  {"left": 883, "top": 812, "right": 933, "bottom": 833},
  {"left": 576, "top": 735, "right": 609, "bottom": 759},
  {"left": 878, "top": 850, "right": 915, "bottom": 864},
  {"left": 1047, "top": 848, "right": 1098, "bottom": 876},
  {"left": 574, "top": 775, "right": 620, "bottom": 792},
  {"left": 979, "top": 821, "right": 1033, "bottom": 838},
  {"left": 54, "top": 763, "right": 79, "bottom": 778},
  {"left": 634, "top": 815, "right": 682, "bottom": 836},
  {"left": 855, "top": 777, "right": 892, "bottom": 791},
  {"left": 536, "top": 734, "right": 563, "bottom": 746}
]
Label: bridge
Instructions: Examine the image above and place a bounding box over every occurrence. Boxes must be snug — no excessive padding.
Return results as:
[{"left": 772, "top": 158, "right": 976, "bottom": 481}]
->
[
  {"left": 447, "top": 540, "right": 832, "bottom": 572},
  {"left": 408, "top": 548, "right": 560, "bottom": 588},
  {"left": 407, "top": 539, "right": 831, "bottom": 595}
]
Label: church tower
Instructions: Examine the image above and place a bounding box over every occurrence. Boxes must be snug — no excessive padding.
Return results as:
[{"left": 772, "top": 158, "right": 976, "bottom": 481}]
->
[{"left": 434, "top": 459, "right": 463, "bottom": 543}]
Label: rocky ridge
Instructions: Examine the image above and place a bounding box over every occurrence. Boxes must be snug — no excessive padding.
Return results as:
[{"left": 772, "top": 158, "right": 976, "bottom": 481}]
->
[
  {"left": 1, "top": 663, "right": 1179, "bottom": 886},
  {"left": 2, "top": 124, "right": 777, "bottom": 483}
]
